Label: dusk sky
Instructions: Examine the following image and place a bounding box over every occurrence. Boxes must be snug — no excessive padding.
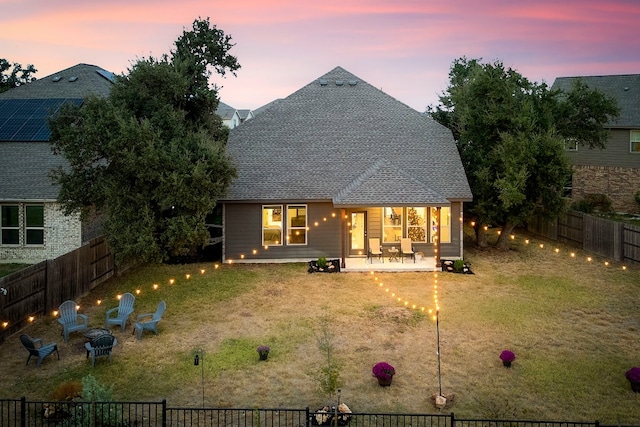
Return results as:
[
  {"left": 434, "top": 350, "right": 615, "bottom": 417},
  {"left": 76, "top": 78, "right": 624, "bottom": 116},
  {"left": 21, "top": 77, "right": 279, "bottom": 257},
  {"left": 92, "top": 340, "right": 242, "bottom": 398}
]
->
[{"left": 2, "top": 0, "right": 639, "bottom": 112}]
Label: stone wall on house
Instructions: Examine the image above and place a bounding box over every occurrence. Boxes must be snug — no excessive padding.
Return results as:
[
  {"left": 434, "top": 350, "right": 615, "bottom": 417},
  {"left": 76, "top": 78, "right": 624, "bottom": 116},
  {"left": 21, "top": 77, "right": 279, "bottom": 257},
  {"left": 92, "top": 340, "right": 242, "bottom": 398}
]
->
[
  {"left": 572, "top": 165, "right": 640, "bottom": 214},
  {"left": 0, "top": 202, "right": 82, "bottom": 263}
]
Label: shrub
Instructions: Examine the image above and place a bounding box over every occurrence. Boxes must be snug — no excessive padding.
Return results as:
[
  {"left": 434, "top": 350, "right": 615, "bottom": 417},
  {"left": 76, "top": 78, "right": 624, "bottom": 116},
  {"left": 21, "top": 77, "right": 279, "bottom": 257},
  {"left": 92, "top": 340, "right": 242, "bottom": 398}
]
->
[
  {"left": 583, "top": 193, "right": 613, "bottom": 213},
  {"left": 453, "top": 259, "right": 465, "bottom": 272},
  {"left": 50, "top": 381, "right": 82, "bottom": 401},
  {"left": 372, "top": 362, "right": 395, "bottom": 381},
  {"left": 317, "top": 257, "right": 327, "bottom": 268},
  {"left": 625, "top": 367, "right": 640, "bottom": 383}
]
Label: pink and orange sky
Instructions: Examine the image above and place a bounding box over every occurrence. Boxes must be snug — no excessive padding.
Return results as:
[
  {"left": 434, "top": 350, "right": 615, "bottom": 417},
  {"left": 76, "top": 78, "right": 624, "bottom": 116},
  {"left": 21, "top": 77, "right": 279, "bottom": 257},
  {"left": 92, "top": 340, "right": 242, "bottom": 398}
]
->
[{"left": 2, "top": 0, "right": 639, "bottom": 111}]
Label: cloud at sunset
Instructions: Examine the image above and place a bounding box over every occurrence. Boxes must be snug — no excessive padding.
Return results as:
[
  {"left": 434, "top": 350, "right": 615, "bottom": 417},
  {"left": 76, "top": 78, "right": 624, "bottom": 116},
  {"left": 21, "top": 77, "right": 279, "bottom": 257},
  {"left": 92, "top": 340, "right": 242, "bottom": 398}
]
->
[{"left": 1, "top": 0, "right": 638, "bottom": 110}]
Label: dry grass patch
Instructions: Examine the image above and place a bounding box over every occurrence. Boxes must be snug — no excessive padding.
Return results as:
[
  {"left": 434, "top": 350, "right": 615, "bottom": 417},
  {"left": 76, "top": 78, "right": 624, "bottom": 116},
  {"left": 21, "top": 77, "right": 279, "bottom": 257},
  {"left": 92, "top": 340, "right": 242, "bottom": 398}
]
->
[{"left": 1, "top": 233, "right": 639, "bottom": 424}]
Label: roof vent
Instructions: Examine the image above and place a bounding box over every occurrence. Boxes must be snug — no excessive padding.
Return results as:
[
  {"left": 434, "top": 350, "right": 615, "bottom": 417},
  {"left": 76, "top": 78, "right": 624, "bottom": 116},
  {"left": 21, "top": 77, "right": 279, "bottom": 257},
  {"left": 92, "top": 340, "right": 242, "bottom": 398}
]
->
[
  {"left": 319, "top": 79, "right": 328, "bottom": 86},
  {"left": 335, "top": 80, "right": 344, "bottom": 86},
  {"left": 348, "top": 80, "right": 357, "bottom": 86},
  {"left": 52, "top": 76, "right": 62, "bottom": 82},
  {"left": 68, "top": 76, "right": 78, "bottom": 82},
  {"left": 624, "top": 86, "right": 630, "bottom": 91}
]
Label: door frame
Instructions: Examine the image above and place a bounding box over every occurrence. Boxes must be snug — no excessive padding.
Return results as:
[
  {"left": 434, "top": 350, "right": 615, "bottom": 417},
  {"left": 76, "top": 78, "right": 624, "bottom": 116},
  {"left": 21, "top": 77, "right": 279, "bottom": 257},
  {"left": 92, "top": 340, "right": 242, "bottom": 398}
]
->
[{"left": 348, "top": 211, "right": 368, "bottom": 256}]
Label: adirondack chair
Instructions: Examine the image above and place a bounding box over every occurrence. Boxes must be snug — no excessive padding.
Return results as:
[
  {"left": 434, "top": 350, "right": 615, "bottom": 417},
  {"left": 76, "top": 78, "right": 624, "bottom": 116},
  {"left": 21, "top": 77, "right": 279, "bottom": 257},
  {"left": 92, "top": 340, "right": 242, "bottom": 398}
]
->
[
  {"left": 367, "top": 238, "right": 384, "bottom": 264},
  {"left": 400, "top": 238, "right": 415, "bottom": 263},
  {"left": 20, "top": 334, "right": 59, "bottom": 368},
  {"left": 105, "top": 292, "right": 135, "bottom": 332},
  {"left": 57, "top": 300, "right": 89, "bottom": 342},
  {"left": 133, "top": 301, "right": 166, "bottom": 340},
  {"left": 85, "top": 333, "right": 117, "bottom": 367}
]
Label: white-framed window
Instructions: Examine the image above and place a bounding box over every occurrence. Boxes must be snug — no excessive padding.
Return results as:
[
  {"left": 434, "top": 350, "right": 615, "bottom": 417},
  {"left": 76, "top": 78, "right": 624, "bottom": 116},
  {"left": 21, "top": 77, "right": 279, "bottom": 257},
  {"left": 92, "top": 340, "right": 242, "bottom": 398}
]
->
[
  {"left": 1, "top": 205, "right": 20, "bottom": 245},
  {"left": 382, "top": 207, "right": 402, "bottom": 243},
  {"left": 631, "top": 130, "right": 640, "bottom": 153},
  {"left": 287, "top": 205, "right": 307, "bottom": 245},
  {"left": 25, "top": 205, "right": 44, "bottom": 245},
  {"left": 262, "top": 205, "right": 282, "bottom": 246},
  {"left": 564, "top": 138, "right": 578, "bottom": 151},
  {"left": 406, "top": 207, "right": 427, "bottom": 242},
  {"left": 430, "top": 207, "right": 451, "bottom": 244}
]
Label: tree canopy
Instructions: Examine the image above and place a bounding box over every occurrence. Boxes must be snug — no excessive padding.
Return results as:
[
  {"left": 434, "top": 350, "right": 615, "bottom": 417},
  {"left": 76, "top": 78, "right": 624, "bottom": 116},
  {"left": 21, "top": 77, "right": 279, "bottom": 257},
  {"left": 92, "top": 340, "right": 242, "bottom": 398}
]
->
[
  {"left": 0, "top": 59, "right": 37, "bottom": 93},
  {"left": 49, "top": 17, "right": 240, "bottom": 264},
  {"left": 429, "top": 58, "right": 620, "bottom": 248}
]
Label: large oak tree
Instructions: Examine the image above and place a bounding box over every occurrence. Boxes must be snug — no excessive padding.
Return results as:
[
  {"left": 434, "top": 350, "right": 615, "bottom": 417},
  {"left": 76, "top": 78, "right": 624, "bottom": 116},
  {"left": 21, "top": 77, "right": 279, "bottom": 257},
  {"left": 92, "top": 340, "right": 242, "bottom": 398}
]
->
[
  {"left": 429, "top": 58, "right": 619, "bottom": 248},
  {"left": 49, "top": 18, "right": 239, "bottom": 264}
]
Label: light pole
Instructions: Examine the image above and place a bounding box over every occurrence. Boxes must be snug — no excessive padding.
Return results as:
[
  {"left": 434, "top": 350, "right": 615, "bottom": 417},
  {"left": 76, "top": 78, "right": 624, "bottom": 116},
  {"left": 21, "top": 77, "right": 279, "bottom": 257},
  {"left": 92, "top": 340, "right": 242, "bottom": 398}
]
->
[{"left": 194, "top": 349, "right": 205, "bottom": 408}]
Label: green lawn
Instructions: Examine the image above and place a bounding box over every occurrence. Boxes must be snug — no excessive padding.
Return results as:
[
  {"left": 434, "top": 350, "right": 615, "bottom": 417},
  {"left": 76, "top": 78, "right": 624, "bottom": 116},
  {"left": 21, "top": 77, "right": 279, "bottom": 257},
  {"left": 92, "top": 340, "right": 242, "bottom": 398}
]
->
[
  {"left": 0, "top": 263, "right": 31, "bottom": 278},
  {"left": 1, "top": 232, "right": 639, "bottom": 424}
]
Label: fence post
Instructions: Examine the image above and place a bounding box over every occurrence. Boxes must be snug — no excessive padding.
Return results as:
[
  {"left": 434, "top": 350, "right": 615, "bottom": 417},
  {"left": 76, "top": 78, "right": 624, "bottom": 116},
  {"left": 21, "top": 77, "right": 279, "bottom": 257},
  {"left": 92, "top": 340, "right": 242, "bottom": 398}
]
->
[
  {"left": 595, "top": 420, "right": 599, "bottom": 427},
  {"left": 20, "top": 397, "right": 26, "bottom": 427},
  {"left": 306, "top": 406, "right": 310, "bottom": 427},
  {"left": 450, "top": 411, "right": 455, "bottom": 427},
  {"left": 162, "top": 399, "right": 167, "bottom": 427}
]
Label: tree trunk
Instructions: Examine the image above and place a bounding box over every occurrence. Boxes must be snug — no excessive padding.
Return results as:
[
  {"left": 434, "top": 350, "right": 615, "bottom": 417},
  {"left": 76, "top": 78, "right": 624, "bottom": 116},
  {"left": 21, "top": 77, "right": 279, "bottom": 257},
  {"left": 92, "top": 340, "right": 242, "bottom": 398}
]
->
[
  {"left": 476, "top": 225, "right": 488, "bottom": 248},
  {"left": 495, "top": 222, "right": 517, "bottom": 249}
]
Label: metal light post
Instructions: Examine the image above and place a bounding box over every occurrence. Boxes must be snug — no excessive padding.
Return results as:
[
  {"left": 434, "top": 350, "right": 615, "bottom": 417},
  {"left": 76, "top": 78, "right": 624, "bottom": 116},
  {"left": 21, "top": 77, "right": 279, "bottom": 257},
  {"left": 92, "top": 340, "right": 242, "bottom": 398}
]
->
[
  {"left": 194, "top": 349, "right": 205, "bottom": 408},
  {"left": 436, "top": 310, "right": 442, "bottom": 396}
]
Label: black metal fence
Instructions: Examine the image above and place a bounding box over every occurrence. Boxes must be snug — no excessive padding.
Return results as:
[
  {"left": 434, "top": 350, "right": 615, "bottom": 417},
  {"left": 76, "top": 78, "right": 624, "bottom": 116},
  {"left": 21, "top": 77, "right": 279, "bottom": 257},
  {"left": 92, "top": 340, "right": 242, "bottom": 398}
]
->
[{"left": 1, "top": 398, "right": 636, "bottom": 427}]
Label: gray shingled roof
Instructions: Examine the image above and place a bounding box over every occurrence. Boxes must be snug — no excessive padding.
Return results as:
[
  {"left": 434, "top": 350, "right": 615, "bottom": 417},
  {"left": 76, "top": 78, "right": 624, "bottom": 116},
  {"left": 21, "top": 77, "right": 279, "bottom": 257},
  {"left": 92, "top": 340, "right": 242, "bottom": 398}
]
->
[
  {"left": 552, "top": 74, "right": 640, "bottom": 128},
  {"left": 0, "top": 63, "right": 113, "bottom": 202},
  {"left": 224, "top": 66, "right": 472, "bottom": 206},
  {"left": 216, "top": 101, "right": 237, "bottom": 120}
]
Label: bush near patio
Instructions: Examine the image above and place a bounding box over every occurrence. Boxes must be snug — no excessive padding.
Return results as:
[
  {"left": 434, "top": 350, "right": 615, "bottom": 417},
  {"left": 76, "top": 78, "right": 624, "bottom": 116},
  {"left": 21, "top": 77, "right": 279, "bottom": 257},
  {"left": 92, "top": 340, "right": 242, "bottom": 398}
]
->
[{"left": 0, "top": 229, "right": 638, "bottom": 424}]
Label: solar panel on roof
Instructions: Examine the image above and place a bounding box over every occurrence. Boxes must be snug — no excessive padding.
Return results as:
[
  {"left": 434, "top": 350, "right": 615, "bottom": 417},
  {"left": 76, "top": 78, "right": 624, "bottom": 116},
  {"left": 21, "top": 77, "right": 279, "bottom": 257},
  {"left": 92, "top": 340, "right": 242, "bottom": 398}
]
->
[{"left": 0, "top": 98, "right": 83, "bottom": 142}]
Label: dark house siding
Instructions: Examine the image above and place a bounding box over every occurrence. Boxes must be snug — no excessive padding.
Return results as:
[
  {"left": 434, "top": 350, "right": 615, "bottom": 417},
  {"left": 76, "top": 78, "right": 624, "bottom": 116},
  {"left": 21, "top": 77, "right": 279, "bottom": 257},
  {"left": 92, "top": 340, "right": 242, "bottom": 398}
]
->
[
  {"left": 223, "top": 202, "right": 342, "bottom": 262},
  {"left": 566, "top": 129, "right": 640, "bottom": 168}
]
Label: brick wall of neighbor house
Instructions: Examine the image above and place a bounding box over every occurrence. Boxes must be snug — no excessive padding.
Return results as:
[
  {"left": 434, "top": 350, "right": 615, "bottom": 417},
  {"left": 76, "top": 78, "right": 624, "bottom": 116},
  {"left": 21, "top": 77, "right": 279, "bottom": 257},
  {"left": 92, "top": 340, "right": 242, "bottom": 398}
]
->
[
  {"left": 572, "top": 165, "right": 640, "bottom": 214},
  {"left": 0, "top": 202, "right": 81, "bottom": 263}
]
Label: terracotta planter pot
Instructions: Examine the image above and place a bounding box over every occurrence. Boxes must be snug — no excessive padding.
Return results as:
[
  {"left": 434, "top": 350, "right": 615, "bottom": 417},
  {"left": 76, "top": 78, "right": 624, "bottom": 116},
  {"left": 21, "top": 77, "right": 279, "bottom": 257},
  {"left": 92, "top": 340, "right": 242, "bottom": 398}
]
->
[{"left": 377, "top": 377, "right": 393, "bottom": 386}]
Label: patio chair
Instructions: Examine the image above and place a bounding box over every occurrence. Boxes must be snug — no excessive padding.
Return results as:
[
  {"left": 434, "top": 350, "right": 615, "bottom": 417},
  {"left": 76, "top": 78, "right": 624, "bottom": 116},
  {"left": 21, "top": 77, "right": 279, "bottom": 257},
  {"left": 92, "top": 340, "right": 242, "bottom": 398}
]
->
[
  {"left": 368, "top": 238, "right": 384, "bottom": 263},
  {"left": 57, "top": 300, "right": 89, "bottom": 342},
  {"left": 133, "top": 301, "right": 166, "bottom": 340},
  {"left": 105, "top": 292, "right": 135, "bottom": 332},
  {"left": 20, "top": 334, "right": 59, "bottom": 368},
  {"left": 400, "top": 238, "right": 415, "bottom": 263},
  {"left": 85, "top": 333, "right": 117, "bottom": 367}
]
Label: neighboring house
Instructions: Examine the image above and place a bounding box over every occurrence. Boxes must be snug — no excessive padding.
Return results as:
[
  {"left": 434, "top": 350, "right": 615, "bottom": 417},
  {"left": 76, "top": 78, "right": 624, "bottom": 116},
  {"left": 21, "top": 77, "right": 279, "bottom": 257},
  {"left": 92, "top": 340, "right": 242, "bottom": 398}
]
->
[
  {"left": 216, "top": 101, "right": 242, "bottom": 129},
  {"left": 0, "top": 63, "right": 113, "bottom": 263},
  {"left": 220, "top": 66, "right": 473, "bottom": 266},
  {"left": 552, "top": 74, "right": 640, "bottom": 213}
]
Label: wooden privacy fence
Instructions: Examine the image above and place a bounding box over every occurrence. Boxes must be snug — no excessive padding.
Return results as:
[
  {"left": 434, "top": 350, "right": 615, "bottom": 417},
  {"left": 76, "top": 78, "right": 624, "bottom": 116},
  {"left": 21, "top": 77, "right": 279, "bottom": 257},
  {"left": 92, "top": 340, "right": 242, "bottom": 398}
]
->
[
  {"left": 0, "top": 237, "right": 114, "bottom": 345},
  {"left": 527, "top": 210, "right": 640, "bottom": 265}
]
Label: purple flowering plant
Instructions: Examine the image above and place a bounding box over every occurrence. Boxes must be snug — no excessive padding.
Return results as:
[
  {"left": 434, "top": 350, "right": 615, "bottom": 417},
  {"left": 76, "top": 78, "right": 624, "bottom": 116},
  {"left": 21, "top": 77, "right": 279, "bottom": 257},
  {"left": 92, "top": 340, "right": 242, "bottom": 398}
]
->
[
  {"left": 625, "top": 367, "right": 640, "bottom": 383},
  {"left": 257, "top": 345, "right": 270, "bottom": 355},
  {"left": 499, "top": 350, "right": 516, "bottom": 363},
  {"left": 372, "top": 362, "right": 395, "bottom": 381}
]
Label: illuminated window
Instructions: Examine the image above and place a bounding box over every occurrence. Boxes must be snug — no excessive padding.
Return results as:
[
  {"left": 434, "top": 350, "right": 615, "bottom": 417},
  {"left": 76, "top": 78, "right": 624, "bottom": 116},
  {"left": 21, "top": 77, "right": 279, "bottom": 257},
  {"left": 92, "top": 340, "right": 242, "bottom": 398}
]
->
[
  {"left": 25, "top": 205, "right": 44, "bottom": 245},
  {"left": 430, "top": 207, "right": 451, "bottom": 243},
  {"left": 382, "top": 207, "right": 402, "bottom": 243},
  {"left": 287, "top": 205, "right": 307, "bottom": 245},
  {"left": 407, "top": 207, "right": 427, "bottom": 242},
  {"left": 631, "top": 130, "right": 640, "bottom": 153},
  {"left": 1, "top": 205, "right": 19, "bottom": 245},
  {"left": 262, "top": 205, "right": 282, "bottom": 246}
]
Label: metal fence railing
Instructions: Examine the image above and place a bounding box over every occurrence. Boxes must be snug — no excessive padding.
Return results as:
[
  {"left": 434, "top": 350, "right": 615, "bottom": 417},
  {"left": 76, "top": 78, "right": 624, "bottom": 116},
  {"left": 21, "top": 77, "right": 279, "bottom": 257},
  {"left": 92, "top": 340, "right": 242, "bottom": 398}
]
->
[{"left": 1, "top": 398, "right": 637, "bottom": 427}]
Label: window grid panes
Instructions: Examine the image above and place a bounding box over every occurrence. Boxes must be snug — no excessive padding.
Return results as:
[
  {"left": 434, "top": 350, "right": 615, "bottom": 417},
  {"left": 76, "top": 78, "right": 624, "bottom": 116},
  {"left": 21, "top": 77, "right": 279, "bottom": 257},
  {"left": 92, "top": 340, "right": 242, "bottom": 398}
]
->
[
  {"left": 262, "top": 205, "right": 283, "bottom": 246},
  {"left": 1, "top": 205, "right": 20, "bottom": 245},
  {"left": 382, "top": 207, "right": 402, "bottom": 243},
  {"left": 407, "top": 207, "right": 427, "bottom": 242},
  {"left": 631, "top": 130, "right": 640, "bottom": 153},
  {"left": 430, "top": 207, "right": 451, "bottom": 244},
  {"left": 287, "top": 205, "right": 307, "bottom": 245},
  {"left": 25, "top": 205, "right": 44, "bottom": 245}
]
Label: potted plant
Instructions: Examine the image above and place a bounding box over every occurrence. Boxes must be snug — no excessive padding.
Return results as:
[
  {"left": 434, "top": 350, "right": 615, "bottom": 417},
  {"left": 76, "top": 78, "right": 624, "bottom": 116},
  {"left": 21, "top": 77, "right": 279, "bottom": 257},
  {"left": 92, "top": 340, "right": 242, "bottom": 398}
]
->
[
  {"left": 257, "top": 345, "right": 270, "bottom": 361},
  {"left": 499, "top": 350, "right": 516, "bottom": 367},
  {"left": 372, "top": 362, "right": 395, "bottom": 386},
  {"left": 625, "top": 367, "right": 640, "bottom": 392}
]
